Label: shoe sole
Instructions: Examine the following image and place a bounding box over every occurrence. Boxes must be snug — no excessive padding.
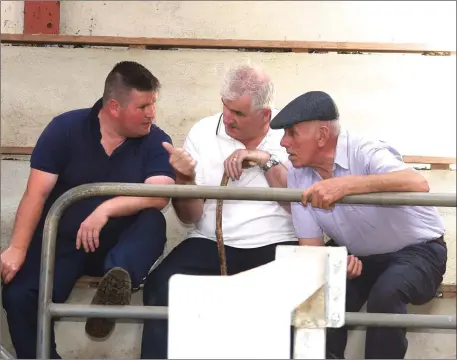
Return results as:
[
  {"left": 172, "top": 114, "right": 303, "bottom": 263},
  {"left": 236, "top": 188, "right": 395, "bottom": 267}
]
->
[{"left": 85, "top": 267, "right": 132, "bottom": 340}]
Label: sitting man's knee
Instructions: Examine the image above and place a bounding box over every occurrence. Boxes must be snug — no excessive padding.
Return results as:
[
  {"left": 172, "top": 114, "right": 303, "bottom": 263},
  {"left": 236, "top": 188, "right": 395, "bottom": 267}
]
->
[
  {"left": 2, "top": 283, "right": 33, "bottom": 312},
  {"left": 142, "top": 207, "right": 167, "bottom": 217},
  {"left": 137, "top": 207, "right": 167, "bottom": 228},
  {"left": 367, "top": 285, "right": 406, "bottom": 313}
]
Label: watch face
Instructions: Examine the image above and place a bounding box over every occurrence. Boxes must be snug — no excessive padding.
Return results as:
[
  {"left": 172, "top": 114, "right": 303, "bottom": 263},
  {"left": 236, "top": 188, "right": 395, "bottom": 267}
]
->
[{"left": 270, "top": 155, "right": 280, "bottom": 165}]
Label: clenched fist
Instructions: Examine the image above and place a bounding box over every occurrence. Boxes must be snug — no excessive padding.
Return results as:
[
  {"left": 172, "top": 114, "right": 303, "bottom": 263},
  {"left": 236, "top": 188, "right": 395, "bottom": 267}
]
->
[{"left": 162, "top": 142, "right": 196, "bottom": 184}]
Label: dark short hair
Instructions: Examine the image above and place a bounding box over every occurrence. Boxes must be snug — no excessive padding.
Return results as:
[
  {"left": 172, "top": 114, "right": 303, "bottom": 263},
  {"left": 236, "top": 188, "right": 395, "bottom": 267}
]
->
[{"left": 102, "top": 61, "right": 160, "bottom": 105}]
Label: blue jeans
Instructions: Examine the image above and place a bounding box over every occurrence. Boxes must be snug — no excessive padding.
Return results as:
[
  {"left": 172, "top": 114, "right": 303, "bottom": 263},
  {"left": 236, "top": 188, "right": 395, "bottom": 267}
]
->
[
  {"left": 325, "top": 237, "right": 447, "bottom": 359},
  {"left": 2, "top": 208, "right": 167, "bottom": 359}
]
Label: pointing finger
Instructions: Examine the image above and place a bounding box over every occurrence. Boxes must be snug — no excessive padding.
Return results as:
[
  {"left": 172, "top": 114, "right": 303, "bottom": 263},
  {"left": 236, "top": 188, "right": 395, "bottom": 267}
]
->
[{"left": 162, "top": 142, "right": 175, "bottom": 155}]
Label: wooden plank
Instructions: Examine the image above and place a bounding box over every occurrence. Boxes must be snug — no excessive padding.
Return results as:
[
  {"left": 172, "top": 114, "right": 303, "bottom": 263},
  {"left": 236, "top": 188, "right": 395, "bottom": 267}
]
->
[
  {"left": 2, "top": 147, "right": 455, "bottom": 168},
  {"left": 1, "top": 34, "right": 455, "bottom": 54},
  {"left": 1, "top": 147, "right": 34, "bottom": 155},
  {"left": 437, "top": 284, "right": 457, "bottom": 299},
  {"left": 403, "top": 155, "right": 456, "bottom": 165},
  {"left": 430, "top": 164, "right": 453, "bottom": 170}
]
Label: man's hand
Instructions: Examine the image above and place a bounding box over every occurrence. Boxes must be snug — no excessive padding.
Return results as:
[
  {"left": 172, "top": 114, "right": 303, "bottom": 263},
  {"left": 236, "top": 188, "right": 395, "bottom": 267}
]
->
[
  {"left": 76, "top": 208, "right": 109, "bottom": 252},
  {"left": 163, "top": 142, "right": 196, "bottom": 184},
  {"left": 347, "top": 254, "right": 362, "bottom": 279},
  {"left": 224, "top": 149, "right": 270, "bottom": 181},
  {"left": 301, "top": 177, "right": 350, "bottom": 210},
  {"left": 0, "top": 245, "right": 27, "bottom": 284}
]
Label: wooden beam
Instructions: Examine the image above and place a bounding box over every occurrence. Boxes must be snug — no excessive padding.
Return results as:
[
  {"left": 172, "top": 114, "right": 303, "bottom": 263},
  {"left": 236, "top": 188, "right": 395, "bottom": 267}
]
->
[
  {"left": 437, "top": 284, "right": 457, "bottom": 299},
  {"left": 1, "top": 147, "right": 34, "bottom": 155},
  {"left": 403, "top": 156, "right": 457, "bottom": 165},
  {"left": 0, "top": 147, "right": 454, "bottom": 164},
  {"left": 1, "top": 147, "right": 456, "bottom": 167},
  {"left": 23, "top": 1, "right": 60, "bottom": 35},
  {"left": 1, "top": 34, "right": 454, "bottom": 54}
]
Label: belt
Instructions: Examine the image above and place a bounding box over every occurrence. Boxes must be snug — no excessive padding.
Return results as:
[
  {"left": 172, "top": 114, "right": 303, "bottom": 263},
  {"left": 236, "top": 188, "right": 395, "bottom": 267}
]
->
[{"left": 428, "top": 235, "right": 446, "bottom": 247}]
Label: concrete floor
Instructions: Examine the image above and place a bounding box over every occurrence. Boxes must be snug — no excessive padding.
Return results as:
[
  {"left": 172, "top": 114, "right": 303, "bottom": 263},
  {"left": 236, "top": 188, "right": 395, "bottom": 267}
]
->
[
  {"left": 1, "top": 288, "right": 456, "bottom": 359},
  {"left": 1, "top": 158, "right": 456, "bottom": 359}
]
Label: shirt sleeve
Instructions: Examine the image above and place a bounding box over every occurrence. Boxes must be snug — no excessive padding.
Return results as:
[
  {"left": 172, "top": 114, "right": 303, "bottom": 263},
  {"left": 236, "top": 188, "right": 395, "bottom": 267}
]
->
[
  {"left": 287, "top": 169, "right": 323, "bottom": 239},
  {"left": 183, "top": 125, "right": 205, "bottom": 185},
  {"left": 358, "top": 140, "right": 411, "bottom": 175},
  {"left": 143, "top": 126, "right": 177, "bottom": 182},
  {"left": 30, "top": 116, "right": 70, "bottom": 175}
]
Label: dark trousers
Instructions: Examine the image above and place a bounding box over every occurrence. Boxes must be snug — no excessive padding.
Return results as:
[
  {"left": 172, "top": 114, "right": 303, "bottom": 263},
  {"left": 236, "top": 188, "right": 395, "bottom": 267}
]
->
[
  {"left": 140, "top": 237, "right": 298, "bottom": 359},
  {"left": 326, "top": 238, "right": 447, "bottom": 359},
  {"left": 1, "top": 208, "right": 167, "bottom": 359}
]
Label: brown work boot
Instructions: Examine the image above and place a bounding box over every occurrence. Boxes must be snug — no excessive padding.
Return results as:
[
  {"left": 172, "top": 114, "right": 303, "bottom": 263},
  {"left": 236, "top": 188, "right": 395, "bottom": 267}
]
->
[{"left": 85, "top": 267, "right": 132, "bottom": 340}]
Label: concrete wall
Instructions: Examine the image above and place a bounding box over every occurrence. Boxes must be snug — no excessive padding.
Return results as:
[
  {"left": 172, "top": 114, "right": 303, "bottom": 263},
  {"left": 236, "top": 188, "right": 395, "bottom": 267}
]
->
[
  {"left": 1, "top": 46, "right": 456, "bottom": 156},
  {"left": 1, "top": 1, "right": 456, "bottom": 358},
  {"left": 2, "top": 1, "right": 456, "bottom": 46},
  {"left": 1, "top": 1, "right": 456, "bottom": 156}
]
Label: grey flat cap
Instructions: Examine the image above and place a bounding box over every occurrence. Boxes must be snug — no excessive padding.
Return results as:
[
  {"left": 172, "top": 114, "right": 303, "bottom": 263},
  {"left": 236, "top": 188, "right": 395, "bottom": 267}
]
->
[{"left": 270, "top": 91, "right": 339, "bottom": 129}]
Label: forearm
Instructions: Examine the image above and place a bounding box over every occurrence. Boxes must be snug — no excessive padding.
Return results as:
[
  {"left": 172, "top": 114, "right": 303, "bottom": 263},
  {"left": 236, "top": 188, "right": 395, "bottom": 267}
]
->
[
  {"left": 98, "top": 196, "right": 170, "bottom": 218},
  {"left": 346, "top": 169, "right": 430, "bottom": 195},
  {"left": 172, "top": 198, "right": 204, "bottom": 224},
  {"left": 264, "top": 162, "right": 288, "bottom": 188},
  {"left": 264, "top": 162, "right": 290, "bottom": 212},
  {"left": 10, "top": 193, "right": 46, "bottom": 250},
  {"left": 171, "top": 177, "right": 204, "bottom": 224}
]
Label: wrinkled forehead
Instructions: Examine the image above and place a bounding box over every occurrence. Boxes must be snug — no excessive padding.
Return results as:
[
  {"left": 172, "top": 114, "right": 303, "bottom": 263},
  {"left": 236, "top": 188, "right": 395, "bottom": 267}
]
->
[
  {"left": 124, "top": 89, "right": 158, "bottom": 106},
  {"left": 222, "top": 93, "right": 255, "bottom": 110},
  {"left": 286, "top": 120, "right": 319, "bottom": 133}
]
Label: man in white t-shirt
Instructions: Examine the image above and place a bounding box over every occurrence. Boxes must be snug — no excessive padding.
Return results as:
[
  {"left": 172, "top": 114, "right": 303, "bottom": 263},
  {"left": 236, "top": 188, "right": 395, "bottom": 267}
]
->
[{"left": 140, "top": 63, "right": 298, "bottom": 359}]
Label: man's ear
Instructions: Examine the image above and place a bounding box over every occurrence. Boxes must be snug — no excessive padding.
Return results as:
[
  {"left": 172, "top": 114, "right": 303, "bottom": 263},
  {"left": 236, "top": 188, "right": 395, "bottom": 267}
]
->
[
  {"left": 317, "top": 125, "right": 330, "bottom": 147},
  {"left": 263, "top": 108, "right": 272, "bottom": 122},
  {"left": 106, "top": 98, "right": 121, "bottom": 117}
]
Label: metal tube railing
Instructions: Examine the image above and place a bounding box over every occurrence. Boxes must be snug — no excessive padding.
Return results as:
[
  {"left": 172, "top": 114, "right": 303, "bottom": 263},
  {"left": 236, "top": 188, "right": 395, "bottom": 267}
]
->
[
  {"left": 49, "top": 303, "right": 456, "bottom": 329},
  {"left": 0, "top": 345, "right": 15, "bottom": 360},
  {"left": 37, "top": 183, "right": 457, "bottom": 358}
]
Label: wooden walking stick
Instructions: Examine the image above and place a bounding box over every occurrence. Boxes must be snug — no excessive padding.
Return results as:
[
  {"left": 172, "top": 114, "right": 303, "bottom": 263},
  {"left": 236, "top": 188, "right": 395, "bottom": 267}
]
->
[{"left": 215, "top": 160, "right": 257, "bottom": 275}]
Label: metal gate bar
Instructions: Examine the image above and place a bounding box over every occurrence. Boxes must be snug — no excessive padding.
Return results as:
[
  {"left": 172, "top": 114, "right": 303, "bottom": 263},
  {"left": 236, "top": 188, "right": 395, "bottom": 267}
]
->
[
  {"left": 0, "top": 345, "right": 15, "bottom": 360},
  {"left": 49, "top": 303, "right": 456, "bottom": 329},
  {"left": 36, "top": 183, "right": 457, "bottom": 358}
]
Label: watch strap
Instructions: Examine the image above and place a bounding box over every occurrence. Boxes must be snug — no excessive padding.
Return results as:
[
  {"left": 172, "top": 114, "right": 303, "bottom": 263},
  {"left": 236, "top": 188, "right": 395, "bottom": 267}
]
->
[{"left": 261, "top": 154, "right": 280, "bottom": 172}]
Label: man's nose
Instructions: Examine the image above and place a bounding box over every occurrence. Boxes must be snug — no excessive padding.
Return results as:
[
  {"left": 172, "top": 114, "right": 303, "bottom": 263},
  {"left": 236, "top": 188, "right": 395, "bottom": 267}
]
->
[
  {"left": 222, "top": 112, "right": 233, "bottom": 125},
  {"left": 146, "top": 106, "right": 155, "bottom": 119}
]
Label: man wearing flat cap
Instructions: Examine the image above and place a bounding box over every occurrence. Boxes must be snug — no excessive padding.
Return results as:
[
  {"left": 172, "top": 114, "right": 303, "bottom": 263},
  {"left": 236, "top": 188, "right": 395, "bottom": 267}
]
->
[{"left": 271, "top": 91, "right": 447, "bottom": 359}]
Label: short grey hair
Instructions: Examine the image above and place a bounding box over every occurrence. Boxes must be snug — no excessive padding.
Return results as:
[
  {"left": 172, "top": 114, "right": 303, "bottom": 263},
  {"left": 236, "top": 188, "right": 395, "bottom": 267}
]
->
[
  {"left": 220, "top": 62, "right": 275, "bottom": 110},
  {"left": 320, "top": 120, "right": 341, "bottom": 136}
]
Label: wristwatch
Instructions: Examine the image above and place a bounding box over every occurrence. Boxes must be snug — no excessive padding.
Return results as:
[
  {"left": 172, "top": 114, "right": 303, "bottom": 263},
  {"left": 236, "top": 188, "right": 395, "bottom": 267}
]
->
[{"left": 261, "top": 153, "right": 280, "bottom": 172}]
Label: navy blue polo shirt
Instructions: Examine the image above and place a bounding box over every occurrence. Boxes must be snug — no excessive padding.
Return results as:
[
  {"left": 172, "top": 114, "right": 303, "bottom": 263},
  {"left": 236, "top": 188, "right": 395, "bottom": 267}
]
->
[{"left": 30, "top": 98, "right": 176, "bottom": 238}]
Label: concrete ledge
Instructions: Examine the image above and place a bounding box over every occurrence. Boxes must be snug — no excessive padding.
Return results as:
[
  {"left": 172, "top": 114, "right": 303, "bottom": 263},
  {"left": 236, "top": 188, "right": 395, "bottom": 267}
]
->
[{"left": 1, "top": 287, "right": 455, "bottom": 359}]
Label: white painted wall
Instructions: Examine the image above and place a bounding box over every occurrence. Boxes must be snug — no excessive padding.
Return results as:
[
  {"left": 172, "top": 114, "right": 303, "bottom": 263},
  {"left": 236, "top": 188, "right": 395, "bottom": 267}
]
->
[
  {"left": 1, "top": 46, "right": 456, "bottom": 157},
  {"left": 3, "top": 1, "right": 456, "bottom": 47},
  {"left": 1, "top": 1, "right": 23, "bottom": 34}
]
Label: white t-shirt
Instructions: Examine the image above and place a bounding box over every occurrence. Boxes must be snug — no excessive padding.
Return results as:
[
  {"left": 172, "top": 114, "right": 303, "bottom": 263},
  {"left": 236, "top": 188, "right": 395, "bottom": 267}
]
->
[{"left": 183, "top": 111, "right": 297, "bottom": 248}]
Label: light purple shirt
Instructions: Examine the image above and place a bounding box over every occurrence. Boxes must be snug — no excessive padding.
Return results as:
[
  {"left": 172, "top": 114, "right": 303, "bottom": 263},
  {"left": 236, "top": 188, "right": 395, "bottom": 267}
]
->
[{"left": 287, "top": 130, "right": 445, "bottom": 256}]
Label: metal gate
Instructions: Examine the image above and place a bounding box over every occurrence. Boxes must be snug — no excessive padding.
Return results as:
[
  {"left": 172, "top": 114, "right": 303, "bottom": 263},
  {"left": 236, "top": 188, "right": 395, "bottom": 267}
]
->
[{"left": 27, "top": 183, "right": 457, "bottom": 358}]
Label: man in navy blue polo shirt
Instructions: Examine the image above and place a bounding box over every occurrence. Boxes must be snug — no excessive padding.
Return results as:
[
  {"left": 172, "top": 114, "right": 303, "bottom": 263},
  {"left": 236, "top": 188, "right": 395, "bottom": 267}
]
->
[{"left": 1, "top": 61, "right": 176, "bottom": 359}]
